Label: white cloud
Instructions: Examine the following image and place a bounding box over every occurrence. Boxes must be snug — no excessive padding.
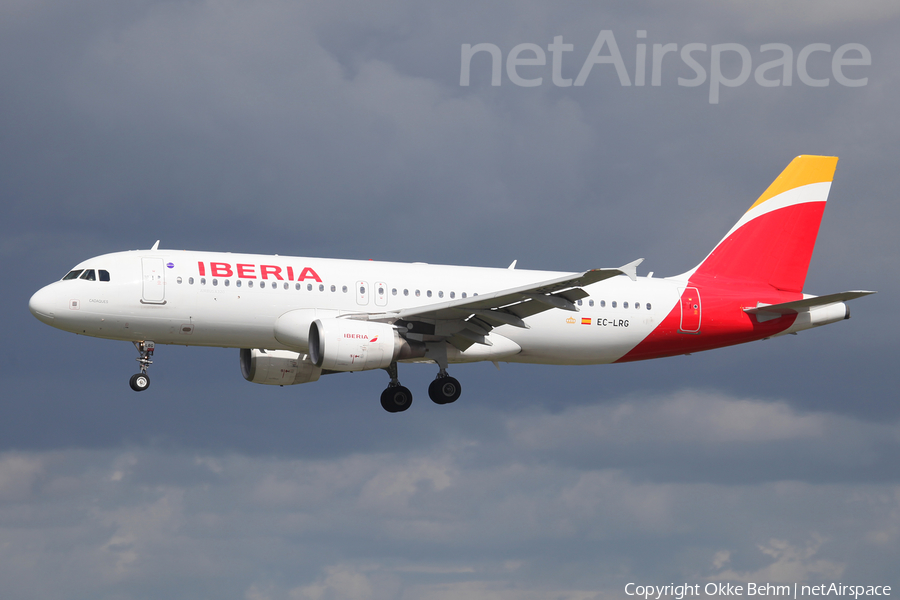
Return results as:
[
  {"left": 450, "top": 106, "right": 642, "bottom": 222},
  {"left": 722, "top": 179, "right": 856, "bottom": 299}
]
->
[
  {"left": 506, "top": 389, "right": 871, "bottom": 448},
  {"left": 0, "top": 453, "right": 43, "bottom": 502},
  {"left": 0, "top": 408, "right": 897, "bottom": 599},
  {"left": 709, "top": 537, "right": 844, "bottom": 583}
]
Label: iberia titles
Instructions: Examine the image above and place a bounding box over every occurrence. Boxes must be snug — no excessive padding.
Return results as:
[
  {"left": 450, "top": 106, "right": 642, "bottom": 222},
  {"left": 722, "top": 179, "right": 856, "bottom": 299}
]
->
[{"left": 196, "top": 261, "right": 322, "bottom": 282}]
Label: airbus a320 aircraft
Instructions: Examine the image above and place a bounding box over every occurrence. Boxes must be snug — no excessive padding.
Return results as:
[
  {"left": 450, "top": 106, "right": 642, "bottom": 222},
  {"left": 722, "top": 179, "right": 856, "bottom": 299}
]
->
[{"left": 29, "top": 156, "right": 874, "bottom": 412}]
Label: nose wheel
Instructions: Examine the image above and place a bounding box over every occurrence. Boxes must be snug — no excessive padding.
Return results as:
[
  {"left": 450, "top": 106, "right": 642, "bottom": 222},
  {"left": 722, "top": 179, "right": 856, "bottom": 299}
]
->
[
  {"left": 129, "top": 372, "right": 150, "bottom": 391},
  {"left": 130, "top": 341, "right": 154, "bottom": 392}
]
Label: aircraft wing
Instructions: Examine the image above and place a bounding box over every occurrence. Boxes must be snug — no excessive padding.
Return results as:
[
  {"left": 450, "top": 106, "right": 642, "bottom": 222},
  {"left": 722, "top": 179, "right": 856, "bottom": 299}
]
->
[{"left": 353, "top": 259, "right": 643, "bottom": 350}]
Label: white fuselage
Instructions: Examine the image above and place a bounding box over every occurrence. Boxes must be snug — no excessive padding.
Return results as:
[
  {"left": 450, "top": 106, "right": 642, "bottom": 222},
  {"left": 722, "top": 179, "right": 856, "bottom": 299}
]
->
[{"left": 29, "top": 249, "right": 680, "bottom": 365}]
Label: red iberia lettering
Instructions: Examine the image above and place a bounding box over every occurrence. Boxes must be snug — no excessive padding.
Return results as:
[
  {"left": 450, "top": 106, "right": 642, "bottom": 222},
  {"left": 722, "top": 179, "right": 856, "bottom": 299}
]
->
[
  {"left": 210, "top": 262, "right": 233, "bottom": 277},
  {"left": 297, "top": 267, "right": 322, "bottom": 282},
  {"left": 194, "top": 261, "right": 320, "bottom": 281},
  {"left": 236, "top": 264, "right": 256, "bottom": 279},
  {"left": 260, "top": 265, "right": 284, "bottom": 280}
]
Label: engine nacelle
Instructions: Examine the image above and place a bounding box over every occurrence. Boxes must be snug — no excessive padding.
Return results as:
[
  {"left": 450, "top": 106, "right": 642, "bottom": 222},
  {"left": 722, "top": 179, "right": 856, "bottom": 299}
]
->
[
  {"left": 274, "top": 308, "right": 340, "bottom": 351},
  {"left": 308, "top": 319, "right": 407, "bottom": 372},
  {"left": 240, "top": 348, "right": 322, "bottom": 385}
]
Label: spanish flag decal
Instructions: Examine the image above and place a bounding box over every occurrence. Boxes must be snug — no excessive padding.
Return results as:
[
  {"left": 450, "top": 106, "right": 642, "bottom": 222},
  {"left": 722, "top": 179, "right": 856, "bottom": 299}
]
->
[{"left": 581, "top": 317, "right": 591, "bottom": 325}]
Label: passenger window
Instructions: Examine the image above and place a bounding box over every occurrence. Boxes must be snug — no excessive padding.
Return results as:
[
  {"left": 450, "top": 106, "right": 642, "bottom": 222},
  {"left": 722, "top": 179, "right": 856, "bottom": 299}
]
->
[
  {"left": 392, "top": 288, "right": 397, "bottom": 296},
  {"left": 331, "top": 285, "right": 336, "bottom": 292},
  {"left": 415, "top": 290, "right": 421, "bottom": 297},
  {"left": 247, "top": 281, "right": 253, "bottom": 288},
  {"left": 189, "top": 277, "right": 194, "bottom": 285},
  {"left": 237, "top": 280, "right": 242, "bottom": 288},
  {"left": 450, "top": 291, "right": 455, "bottom": 299},
  {"left": 295, "top": 283, "right": 301, "bottom": 290},
  {"left": 260, "top": 281, "right": 265, "bottom": 288},
  {"left": 577, "top": 300, "right": 582, "bottom": 306},
  {"left": 462, "top": 292, "right": 467, "bottom": 298},
  {"left": 635, "top": 302, "right": 640, "bottom": 309},
  {"left": 80, "top": 270, "right": 96, "bottom": 281},
  {"left": 225, "top": 280, "right": 230, "bottom": 287},
  {"left": 612, "top": 301, "right": 617, "bottom": 308},
  {"left": 404, "top": 289, "right": 409, "bottom": 296},
  {"left": 284, "top": 283, "right": 289, "bottom": 290},
  {"left": 589, "top": 299, "right": 594, "bottom": 307},
  {"left": 600, "top": 300, "right": 606, "bottom": 307},
  {"left": 646, "top": 303, "right": 652, "bottom": 310},
  {"left": 99, "top": 270, "right": 110, "bottom": 282},
  {"left": 427, "top": 290, "right": 432, "bottom": 298},
  {"left": 623, "top": 301, "right": 628, "bottom": 309},
  {"left": 63, "top": 270, "right": 84, "bottom": 280},
  {"left": 319, "top": 284, "right": 324, "bottom": 292},
  {"left": 343, "top": 286, "right": 348, "bottom": 293},
  {"left": 307, "top": 284, "right": 313, "bottom": 291}
]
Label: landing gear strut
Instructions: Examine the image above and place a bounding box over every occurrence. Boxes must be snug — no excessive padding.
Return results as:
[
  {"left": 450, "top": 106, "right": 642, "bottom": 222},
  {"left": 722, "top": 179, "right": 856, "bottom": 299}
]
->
[
  {"left": 428, "top": 369, "right": 461, "bottom": 405},
  {"left": 380, "top": 361, "right": 412, "bottom": 413},
  {"left": 129, "top": 341, "right": 154, "bottom": 392}
]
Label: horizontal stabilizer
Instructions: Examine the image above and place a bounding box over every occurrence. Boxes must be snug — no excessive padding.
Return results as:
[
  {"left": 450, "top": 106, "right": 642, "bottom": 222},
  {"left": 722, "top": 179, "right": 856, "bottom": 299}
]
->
[{"left": 745, "top": 290, "right": 876, "bottom": 316}]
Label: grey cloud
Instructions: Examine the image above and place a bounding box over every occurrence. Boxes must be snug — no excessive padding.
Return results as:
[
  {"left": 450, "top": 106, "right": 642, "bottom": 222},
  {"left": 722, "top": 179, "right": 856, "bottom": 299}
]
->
[{"left": 0, "top": 429, "right": 898, "bottom": 600}]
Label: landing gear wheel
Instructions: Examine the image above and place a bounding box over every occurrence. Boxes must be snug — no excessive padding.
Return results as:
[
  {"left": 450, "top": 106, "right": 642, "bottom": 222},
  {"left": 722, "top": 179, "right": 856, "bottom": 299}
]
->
[
  {"left": 381, "top": 385, "right": 413, "bottom": 413},
  {"left": 428, "top": 376, "right": 461, "bottom": 405},
  {"left": 129, "top": 373, "right": 150, "bottom": 392}
]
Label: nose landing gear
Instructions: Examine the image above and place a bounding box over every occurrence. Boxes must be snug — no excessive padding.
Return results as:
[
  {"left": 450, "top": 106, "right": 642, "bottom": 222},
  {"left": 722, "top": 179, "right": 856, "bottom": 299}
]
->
[{"left": 129, "top": 341, "right": 154, "bottom": 392}]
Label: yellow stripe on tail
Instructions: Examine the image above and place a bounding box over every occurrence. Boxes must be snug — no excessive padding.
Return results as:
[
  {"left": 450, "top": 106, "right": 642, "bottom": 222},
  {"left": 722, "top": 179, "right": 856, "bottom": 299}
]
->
[{"left": 745, "top": 155, "right": 838, "bottom": 213}]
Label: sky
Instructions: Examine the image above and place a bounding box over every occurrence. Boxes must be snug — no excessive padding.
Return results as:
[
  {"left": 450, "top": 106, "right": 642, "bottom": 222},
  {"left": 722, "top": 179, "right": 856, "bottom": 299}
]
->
[{"left": 2, "top": 0, "right": 899, "bottom": 598}]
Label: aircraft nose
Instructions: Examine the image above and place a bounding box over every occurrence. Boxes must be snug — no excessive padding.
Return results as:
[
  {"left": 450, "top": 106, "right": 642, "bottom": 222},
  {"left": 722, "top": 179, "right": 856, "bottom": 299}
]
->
[{"left": 29, "top": 285, "right": 57, "bottom": 324}]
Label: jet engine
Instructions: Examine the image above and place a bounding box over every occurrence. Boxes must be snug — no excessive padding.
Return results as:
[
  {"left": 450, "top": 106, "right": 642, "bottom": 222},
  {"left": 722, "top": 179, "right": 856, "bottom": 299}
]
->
[
  {"left": 240, "top": 348, "right": 322, "bottom": 385},
  {"left": 273, "top": 308, "right": 339, "bottom": 351},
  {"left": 308, "top": 318, "right": 422, "bottom": 371}
]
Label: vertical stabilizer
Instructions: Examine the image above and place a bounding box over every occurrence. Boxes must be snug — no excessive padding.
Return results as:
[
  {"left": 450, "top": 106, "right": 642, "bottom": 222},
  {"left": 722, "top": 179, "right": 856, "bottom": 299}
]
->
[{"left": 686, "top": 155, "right": 838, "bottom": 293}]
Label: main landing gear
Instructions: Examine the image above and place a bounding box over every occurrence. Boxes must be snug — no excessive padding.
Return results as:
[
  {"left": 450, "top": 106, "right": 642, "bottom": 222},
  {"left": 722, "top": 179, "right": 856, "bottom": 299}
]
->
[
  {"left": 380, "top": 362, "right": 412, "bottom": 413},
  {"left": 380, "top": 362, "right": 462, "bottom": 413},
  {"left": 428, "top": 369, "right": 461, "bottom": 405},
  {"left": 129, "top": 341, "right": 154, "bottom": 392}
]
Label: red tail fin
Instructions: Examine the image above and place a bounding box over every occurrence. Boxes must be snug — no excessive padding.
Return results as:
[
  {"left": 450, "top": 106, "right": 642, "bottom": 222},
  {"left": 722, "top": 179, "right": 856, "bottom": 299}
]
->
[{"left": 688, "top": 155, "right": 838, "bottom": 293}]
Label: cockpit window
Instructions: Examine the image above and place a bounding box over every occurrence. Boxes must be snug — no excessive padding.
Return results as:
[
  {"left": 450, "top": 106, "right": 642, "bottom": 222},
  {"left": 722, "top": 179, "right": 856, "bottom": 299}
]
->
[
  {"left": 63, "top": 270, "right": 84, "bottom": 280},
  {"left": 79, "top": 269, "right": 96, "bottom": 281},
  {"left": 99, "top": 270, "right": 110, "bottom": 282}
]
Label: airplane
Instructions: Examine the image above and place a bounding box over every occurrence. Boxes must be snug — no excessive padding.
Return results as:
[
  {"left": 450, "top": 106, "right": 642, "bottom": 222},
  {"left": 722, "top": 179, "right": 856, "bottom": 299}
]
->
[{"left": 29, "top": 155, "right": 874, "bottom": 412}]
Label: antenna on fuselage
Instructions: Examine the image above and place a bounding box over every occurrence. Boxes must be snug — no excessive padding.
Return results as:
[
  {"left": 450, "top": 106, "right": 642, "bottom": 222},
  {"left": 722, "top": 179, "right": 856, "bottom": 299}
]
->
[{"left": 151, "top": 240, "right": 160, "bottom": 251}]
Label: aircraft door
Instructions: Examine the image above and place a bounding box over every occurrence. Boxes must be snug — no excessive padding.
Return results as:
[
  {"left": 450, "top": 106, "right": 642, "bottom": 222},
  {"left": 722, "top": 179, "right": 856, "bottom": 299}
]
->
[
  {"left": 141, "top": 257, "right": 166, "bottom": 304},
  {"left": 678, "top": 287, "right": 701, "bottom": 333},
  {"left": 356, "top": 281, "right": 369, "bottom": 306}
]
